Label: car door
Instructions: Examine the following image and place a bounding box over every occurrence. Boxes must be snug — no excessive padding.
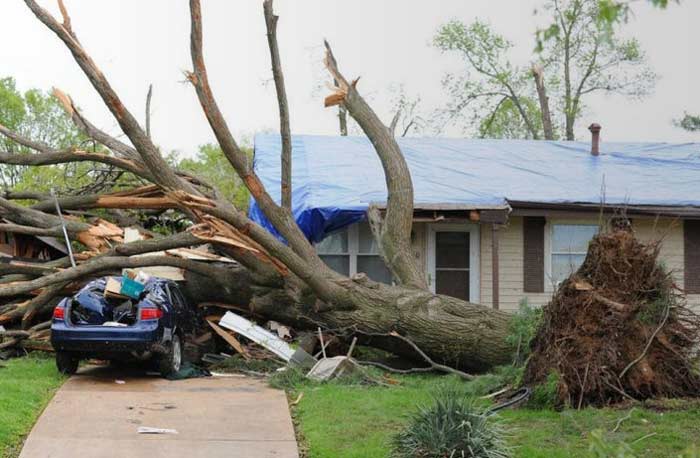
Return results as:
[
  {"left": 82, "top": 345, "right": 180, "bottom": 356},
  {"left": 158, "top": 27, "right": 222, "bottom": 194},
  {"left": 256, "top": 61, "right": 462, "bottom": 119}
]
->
[{"left": 167, "top": 284, "right": 195, "bottom": 333}]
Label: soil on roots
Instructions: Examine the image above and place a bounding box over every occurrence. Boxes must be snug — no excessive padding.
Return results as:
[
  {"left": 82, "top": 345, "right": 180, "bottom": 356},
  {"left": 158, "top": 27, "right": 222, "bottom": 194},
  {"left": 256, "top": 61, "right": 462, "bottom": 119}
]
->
[{"left": 522, "top": 229, "right": 700, "bottom": 407}]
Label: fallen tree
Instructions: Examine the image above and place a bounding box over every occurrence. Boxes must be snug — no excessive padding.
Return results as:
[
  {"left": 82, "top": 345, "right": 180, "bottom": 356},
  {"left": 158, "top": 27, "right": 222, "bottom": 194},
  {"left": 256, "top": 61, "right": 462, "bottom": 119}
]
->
[
  {"left": 0, "top": 0, "right": 512, "bottom": 371},
  {"left": 523, "top": 229, "right": 700, "bottom": 406}
]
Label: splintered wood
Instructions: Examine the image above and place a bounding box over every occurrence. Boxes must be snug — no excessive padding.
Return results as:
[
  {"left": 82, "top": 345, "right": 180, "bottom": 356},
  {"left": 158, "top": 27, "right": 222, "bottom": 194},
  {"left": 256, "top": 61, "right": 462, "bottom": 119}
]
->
[{"left": 76, "top": 219, "right": 124, "bottom": 252}]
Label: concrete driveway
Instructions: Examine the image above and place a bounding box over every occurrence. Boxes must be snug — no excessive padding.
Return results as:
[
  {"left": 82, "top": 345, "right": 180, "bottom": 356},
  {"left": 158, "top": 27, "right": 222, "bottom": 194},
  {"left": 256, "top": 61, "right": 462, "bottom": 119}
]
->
[{"left": 19, "top": 365, "right": 299, "bottom": 458}]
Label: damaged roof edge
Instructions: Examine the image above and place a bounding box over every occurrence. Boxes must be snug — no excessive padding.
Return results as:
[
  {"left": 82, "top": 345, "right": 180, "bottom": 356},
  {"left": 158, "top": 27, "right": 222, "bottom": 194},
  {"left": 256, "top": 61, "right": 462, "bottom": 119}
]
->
[{"left": 508, "top": 200, "right": 700, "bottom": 218}]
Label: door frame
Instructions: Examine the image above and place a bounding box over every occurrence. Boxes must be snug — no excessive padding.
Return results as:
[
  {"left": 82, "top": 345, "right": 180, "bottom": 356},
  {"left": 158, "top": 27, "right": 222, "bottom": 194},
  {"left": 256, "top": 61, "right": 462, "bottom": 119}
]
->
[{"left": 426, "top": 223, "right": 480, "bottom": 303}]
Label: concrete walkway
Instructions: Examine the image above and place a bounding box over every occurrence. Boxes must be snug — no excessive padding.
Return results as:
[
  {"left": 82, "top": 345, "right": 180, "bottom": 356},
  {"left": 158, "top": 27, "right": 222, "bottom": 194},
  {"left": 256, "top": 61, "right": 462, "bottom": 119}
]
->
[{"left": 19, "top": 366, "right": 299, "bottom": 458}]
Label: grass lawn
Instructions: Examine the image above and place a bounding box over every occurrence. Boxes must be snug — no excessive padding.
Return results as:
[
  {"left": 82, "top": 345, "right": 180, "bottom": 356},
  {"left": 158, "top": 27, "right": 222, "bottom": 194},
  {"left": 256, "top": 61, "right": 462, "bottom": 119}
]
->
[
  {"left": 0, "top": 355, "right": 66, "bottom": 458},
  {"left": 286, "top": 373, "right": 700, "bottom": 458}
]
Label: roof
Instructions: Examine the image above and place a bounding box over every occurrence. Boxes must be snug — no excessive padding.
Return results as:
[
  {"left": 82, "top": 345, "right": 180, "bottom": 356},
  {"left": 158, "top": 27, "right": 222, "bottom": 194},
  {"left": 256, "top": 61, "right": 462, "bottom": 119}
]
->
[{"left": 250, "top": 134, "right": 700, "bottom": 242}]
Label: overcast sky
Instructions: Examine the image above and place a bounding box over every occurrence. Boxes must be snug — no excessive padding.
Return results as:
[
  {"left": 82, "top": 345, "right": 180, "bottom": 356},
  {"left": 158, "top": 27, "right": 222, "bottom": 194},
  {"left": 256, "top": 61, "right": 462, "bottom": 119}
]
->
[{"left": 2, "top": 1, "right": 699, "bottom": 157}]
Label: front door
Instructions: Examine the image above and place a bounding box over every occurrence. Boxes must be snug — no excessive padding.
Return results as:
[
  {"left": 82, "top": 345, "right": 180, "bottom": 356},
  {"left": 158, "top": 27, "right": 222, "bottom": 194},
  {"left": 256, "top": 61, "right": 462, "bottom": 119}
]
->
[{"left": 427, "top": 224, "right": 479, "bottom": 303}]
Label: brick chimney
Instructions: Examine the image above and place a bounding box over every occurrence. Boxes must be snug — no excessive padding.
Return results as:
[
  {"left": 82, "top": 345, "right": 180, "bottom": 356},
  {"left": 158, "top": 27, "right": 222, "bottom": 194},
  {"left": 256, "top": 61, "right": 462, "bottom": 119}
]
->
[{"left": 588, "top": 123, "right": 601, "bottom": 156}]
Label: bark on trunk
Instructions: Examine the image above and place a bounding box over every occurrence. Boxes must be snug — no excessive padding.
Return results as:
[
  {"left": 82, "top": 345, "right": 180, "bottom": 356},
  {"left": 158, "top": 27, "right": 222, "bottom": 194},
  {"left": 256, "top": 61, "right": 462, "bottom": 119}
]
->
[
  {"left": 532, "top": 64, "right": 554, "bottom": 141},
  {"left": 184, "top": 266, "right": 512, "bottom": 372}
]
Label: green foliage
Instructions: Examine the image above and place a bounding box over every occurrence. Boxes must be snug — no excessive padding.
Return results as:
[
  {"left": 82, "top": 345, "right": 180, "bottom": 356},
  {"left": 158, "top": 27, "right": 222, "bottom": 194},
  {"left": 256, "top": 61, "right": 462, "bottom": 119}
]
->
[
  {"left": 434, "top": 0, "right": 657, "bottom": 140},
  {"left": 596, "top": 0, "right": 677, "bottom": 26},
  {"left": 464, "top": 365, "right": 525, "bottom": 398},
  {"left": 211, "top": 354, "right": 285, "bottom": 374},
  {"left": 268, "top": 367, "right": 308, "bottom": 391},
  {"left": 675, "top": 113, "right": 700, "bottom": 132},
  {"left": 391, "top": 387, "right": 511, "bottom": 458},
  {"left": 479, "top": 97, "right": 546, "bottom": 140},
  {"left": 0, "top": 76, "right": 94, "bottom": 193},
  {"left": 176, "top": 143, "right": 251, "bottom": 209},
  {"left": 527, "top": 371, "right": 560, "bottom": 409},
  {"left": 506, "top": 298, "right": 543, "bottom": 365},
  {"left": 433, "top": 20, "right": 543, "bottom": 139}
]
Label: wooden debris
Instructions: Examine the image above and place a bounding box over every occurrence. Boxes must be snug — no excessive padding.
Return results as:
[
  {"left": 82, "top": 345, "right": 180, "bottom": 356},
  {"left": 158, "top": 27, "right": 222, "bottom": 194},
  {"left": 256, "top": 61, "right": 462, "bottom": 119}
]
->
[{"left": 207, "top": 320, "right": 250, "bottom": 360}]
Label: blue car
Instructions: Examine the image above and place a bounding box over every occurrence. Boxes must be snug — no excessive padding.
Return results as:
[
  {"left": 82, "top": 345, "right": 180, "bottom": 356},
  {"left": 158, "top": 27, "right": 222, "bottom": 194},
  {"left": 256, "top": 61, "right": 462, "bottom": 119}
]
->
[{"left": 51, "top": 276, "right": 198, "bottom": 376}]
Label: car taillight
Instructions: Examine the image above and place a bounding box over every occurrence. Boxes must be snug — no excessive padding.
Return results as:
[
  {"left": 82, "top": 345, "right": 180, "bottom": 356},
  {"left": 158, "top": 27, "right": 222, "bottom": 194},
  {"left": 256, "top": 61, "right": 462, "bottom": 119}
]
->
[
  {"left": 139, "top": 307, "right": 163, "bottom": 321},
  {"left": 53, "top": 306, "right": 65, "bottom": 320}
]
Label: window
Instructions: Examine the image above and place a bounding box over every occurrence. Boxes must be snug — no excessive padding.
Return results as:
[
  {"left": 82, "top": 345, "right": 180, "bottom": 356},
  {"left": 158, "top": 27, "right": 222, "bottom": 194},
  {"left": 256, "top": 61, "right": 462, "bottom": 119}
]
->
[
  {"left": 550, "top": 224, "right": 598, "bottom": 285},
  {"left": 357, "top": 224, "right": 393, "bottom": 284},
  {"left": 315, "top": 229, "right": 350, "bottom": 276},
  {"left": 316, "top": 223, "right": 392, "bottom": 283}
]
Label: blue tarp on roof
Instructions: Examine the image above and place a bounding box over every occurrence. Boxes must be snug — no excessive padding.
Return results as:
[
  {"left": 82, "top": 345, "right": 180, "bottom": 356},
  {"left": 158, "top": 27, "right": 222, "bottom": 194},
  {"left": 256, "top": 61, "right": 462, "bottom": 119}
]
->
[{"left": 249, "top": 134, "right": 700, "bottom": 243}]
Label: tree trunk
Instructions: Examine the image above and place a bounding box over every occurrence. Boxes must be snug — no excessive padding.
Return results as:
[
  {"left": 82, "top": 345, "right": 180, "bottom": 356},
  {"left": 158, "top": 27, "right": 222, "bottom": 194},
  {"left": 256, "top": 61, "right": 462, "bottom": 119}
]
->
[
  {"left": 184, "top": 266, "right": 512, "bottom": 372},
  {"left": 532, "top": 64, "right": 554, "bottom": 140}
]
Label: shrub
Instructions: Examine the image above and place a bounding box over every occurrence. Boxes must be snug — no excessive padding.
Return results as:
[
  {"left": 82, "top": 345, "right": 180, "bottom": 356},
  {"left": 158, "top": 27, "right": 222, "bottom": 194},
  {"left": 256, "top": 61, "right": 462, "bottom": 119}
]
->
[
  {"left": 268, "top": 367, "right": 307, "bottom": 391},
  {"left": 506, "top": 298, "right": 543, "bottom": 365},
  {"left": 526, "top": 371, "right": 559, "bottom": 409},
  {"left": 392, "top": 388, "right": 511, "bottom": 458}
]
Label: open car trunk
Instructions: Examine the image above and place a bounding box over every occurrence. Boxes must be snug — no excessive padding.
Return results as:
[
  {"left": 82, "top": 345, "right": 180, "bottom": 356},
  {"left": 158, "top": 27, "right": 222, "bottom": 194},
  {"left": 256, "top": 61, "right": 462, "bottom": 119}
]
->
[{"left": 68, "top": 277, "right": 139, "bottom": 327}]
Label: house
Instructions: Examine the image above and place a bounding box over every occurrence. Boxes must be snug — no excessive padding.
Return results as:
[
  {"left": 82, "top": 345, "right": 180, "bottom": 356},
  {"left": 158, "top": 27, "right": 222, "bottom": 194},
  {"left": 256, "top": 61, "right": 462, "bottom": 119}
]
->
[{"left": 250, "top": 132, "right": 700, "bottom": 312}]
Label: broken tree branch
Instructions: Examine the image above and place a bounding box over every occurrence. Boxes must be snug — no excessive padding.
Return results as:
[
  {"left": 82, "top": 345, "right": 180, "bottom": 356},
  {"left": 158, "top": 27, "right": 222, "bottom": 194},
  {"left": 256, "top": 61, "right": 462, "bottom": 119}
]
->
[
  {"left": 24, "top": 0, "right": 198, "bottom": 194},
  {"left": 619, "top": 303, "right": 670, "bottom": 380},
  {"left": 323, "top": 41, "right": 426, "bottom": 289},
  {"left": 145, "top": 83, "right": 153, "bottom": 139},
  {"left": 358, "top": 330, "right": 474, "bottom": 380},
  {"left": 532, "top": 64, "right": 554, "bottom": 140},
  {"left": 263, "top": 0, "right": 293, "bottom": 212}
]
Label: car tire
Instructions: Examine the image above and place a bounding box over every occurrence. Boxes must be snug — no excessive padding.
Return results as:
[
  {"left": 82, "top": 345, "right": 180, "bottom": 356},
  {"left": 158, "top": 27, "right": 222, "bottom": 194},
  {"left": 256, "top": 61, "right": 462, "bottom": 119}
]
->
[
  {"left": 158, "top": 334, "right": 182, "bottom": 377},
  {"left": 56, "top": 352, "right": 79, "bottom": 375}
]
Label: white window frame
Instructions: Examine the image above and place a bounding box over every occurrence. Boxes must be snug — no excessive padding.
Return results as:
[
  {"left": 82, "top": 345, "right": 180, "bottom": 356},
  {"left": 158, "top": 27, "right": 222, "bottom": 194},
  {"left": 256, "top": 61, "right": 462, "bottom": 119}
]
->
[
  {"left": 426, "top": 223, "right": 480, "bottom": 303},
  {"left": 316, "top": 224, "right": 392, "bottom": 282},
  {"left": 544, "top": 219, "right": 600, "bottom": 292}
]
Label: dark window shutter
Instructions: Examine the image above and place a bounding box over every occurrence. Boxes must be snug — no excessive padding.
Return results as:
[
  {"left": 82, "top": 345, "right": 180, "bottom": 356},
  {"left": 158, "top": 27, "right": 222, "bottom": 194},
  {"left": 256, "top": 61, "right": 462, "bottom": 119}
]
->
[
  {"left": 523, "top": 216, "right": 546, "bottom": 293},
  {"left": 684, "top": 220, "right": 700, "bottom": 294}
]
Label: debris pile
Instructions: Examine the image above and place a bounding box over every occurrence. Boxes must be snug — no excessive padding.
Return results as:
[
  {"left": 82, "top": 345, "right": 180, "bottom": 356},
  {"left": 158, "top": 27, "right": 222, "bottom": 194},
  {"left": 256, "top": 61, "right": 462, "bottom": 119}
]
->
[{"left": 523, "top": 229, "right": 700, "bottom": 407}]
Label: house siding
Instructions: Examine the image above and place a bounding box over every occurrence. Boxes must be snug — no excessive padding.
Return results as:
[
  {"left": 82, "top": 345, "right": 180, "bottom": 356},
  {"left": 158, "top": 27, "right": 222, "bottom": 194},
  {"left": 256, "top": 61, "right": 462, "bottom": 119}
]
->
[
  {"left": 476, "top": 215, "right": 700, "bottom": 312},
  {"left": 480, "top": 217, "right": 551, "bottom": 311},
  {"left": 334, "top": 215, "right": 699, "bottom": 313}
]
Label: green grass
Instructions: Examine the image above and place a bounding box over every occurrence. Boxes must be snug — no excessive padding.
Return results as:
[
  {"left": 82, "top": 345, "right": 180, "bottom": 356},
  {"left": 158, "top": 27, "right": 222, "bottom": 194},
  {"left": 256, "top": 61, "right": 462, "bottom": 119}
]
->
[
  {"left": 0, "top": 355, "right": 66, "bottom": 458},
  {"left": 285, "top": 373, "right": 700, "bottom": 458}
]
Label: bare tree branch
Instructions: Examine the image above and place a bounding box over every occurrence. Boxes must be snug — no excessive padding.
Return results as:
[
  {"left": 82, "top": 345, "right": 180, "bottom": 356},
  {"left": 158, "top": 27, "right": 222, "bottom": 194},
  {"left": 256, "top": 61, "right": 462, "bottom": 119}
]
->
[
  {"left": 263, "top": 0, "right": 293, "bottom": 212},
  {"left": 145, "top": 83, "right": 153, "bottom": 139},
  {"left": 187, "top": 0, "right": 351, "bottom": 305},
  {"left": 323, "top": 41, "right": 427, "bottom": 289},
  {"left": 24, "top": 0, "right": 197, "bottom": 194},
  {"left": 532, "top": 64, "right": 554, "bottom": 140}
]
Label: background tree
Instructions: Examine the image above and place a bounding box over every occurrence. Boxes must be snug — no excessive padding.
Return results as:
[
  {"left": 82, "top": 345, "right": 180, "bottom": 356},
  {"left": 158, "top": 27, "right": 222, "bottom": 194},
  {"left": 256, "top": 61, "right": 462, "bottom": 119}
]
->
[
  {"left": 537, "top": 0, "right": 657, "bottom": 140},
  {"left": 597, "top": 0, "right": 678, "bottom": 25},
  {"left": 675, "top": 113, "right": 700, "bottom": 132},
  {"left": 433, "top": 21, "right": 544, "bottom": 140},
  {"left": 433, "top": 0, "right": 657, "bottom": 140},
  {"left": 175, "top": 143, "right": 251, "bottom": 210},
  {"left": 0, "top": 77, "right": 109, "bottom": 193}
]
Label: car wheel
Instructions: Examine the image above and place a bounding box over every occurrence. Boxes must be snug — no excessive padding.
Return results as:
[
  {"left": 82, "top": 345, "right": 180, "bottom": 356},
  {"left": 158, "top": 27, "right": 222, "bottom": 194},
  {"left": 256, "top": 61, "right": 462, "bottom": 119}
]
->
[
  {"left": 56, "top": 352, "right": 80, "bottom": 375},
  {"left": 158, "top": 334, "right": 182, "bottom": 376}
]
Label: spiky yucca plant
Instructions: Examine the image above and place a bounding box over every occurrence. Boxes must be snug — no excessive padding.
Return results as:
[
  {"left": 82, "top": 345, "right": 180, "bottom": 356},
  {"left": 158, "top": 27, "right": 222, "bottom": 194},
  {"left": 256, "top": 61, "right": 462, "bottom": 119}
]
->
[{"left": 392, "top": 388, "right": 511, "bottom": 458}]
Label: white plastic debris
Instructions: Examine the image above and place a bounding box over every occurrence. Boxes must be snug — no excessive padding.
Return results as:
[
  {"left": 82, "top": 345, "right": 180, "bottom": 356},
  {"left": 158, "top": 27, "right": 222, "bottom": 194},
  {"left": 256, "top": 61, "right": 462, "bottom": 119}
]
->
[
  {"left": 219, "top": 312, "right": 295, "bottom": 361},
  {"left": 115, "top": 380, "right": 126, "bottom": 385},
  {"left": 306, "top": 356, "right": 356, "bottom": 382},
  {"left": 137, "top": 427, "right": 178, "bottom": 435}
]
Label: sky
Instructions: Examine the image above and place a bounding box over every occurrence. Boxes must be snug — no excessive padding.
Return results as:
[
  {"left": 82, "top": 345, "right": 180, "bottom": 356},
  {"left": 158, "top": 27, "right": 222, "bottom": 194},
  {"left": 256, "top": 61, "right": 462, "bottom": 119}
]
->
[{"left": 2, "top": 0, "right": 699, "bottom": 158}]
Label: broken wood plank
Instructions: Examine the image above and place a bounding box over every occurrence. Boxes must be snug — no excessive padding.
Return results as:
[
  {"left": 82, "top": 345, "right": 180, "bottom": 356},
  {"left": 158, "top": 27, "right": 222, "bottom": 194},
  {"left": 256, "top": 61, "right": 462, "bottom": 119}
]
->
[{"left": 207, "top": 320, "right": 250, "bottom": 360}]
